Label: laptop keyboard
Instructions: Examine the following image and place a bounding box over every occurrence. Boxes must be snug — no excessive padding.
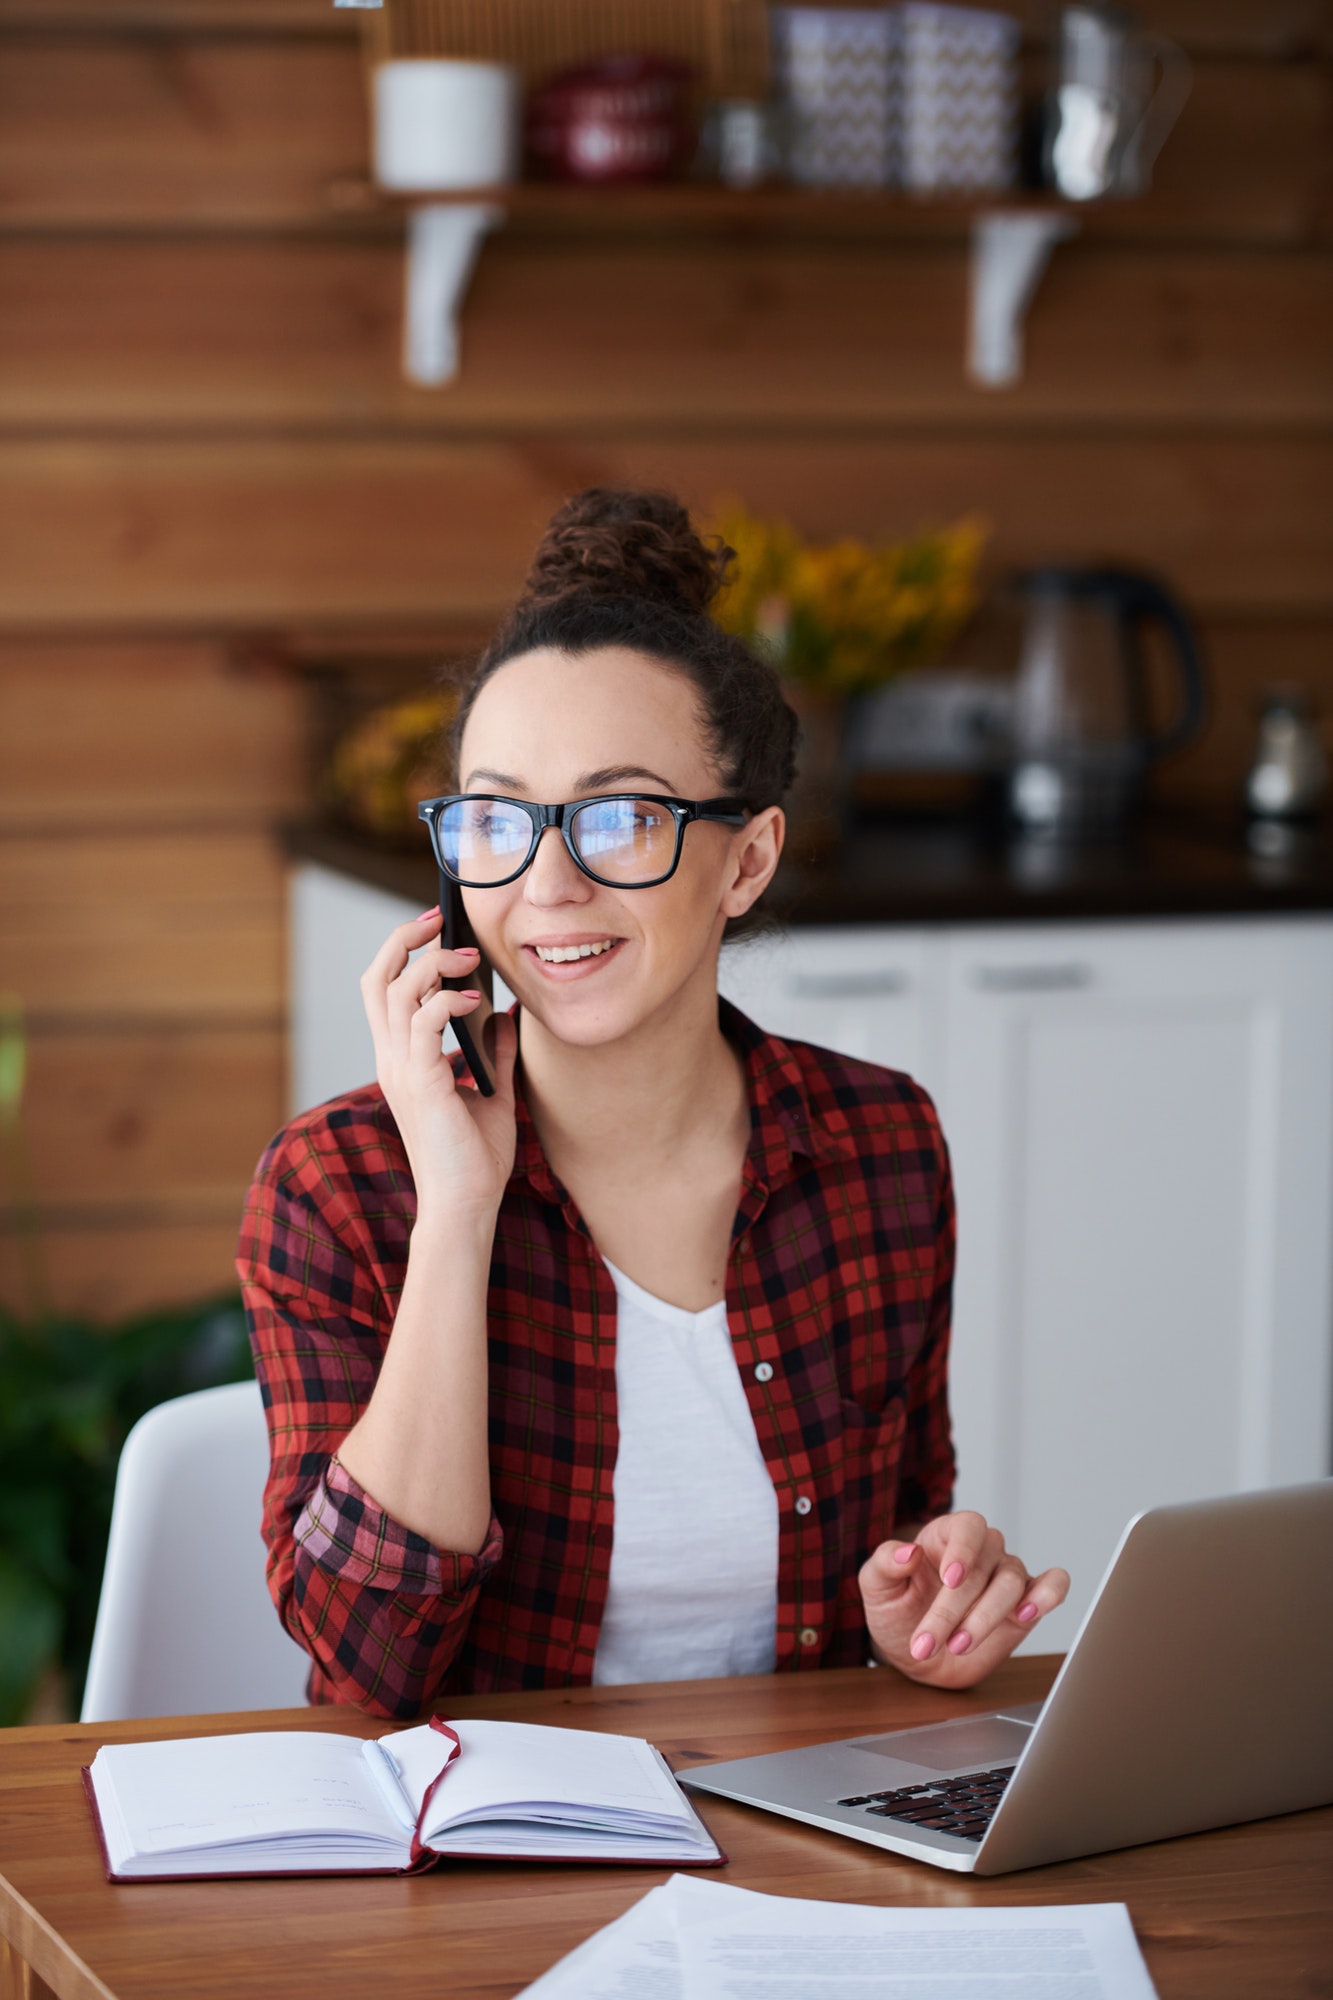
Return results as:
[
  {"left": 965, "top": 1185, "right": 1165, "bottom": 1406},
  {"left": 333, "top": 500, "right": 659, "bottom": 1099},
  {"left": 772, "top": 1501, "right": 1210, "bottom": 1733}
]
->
[{"left": 835, "top": 1764, "right": 1015, "bottom": 1842}]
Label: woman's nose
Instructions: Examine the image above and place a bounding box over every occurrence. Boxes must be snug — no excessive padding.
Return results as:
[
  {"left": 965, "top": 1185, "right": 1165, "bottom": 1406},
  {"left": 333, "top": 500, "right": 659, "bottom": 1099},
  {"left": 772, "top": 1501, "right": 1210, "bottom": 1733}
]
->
[{"left": 523, "top": 825, "right": 592, "bottom": 905}]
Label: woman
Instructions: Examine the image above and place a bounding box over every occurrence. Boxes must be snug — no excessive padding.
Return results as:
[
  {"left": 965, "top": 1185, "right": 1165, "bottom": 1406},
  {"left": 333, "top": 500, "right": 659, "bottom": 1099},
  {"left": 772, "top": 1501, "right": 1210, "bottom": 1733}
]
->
[{"left": 240, "top": 488, "right": 1068, "bottom": 1718}]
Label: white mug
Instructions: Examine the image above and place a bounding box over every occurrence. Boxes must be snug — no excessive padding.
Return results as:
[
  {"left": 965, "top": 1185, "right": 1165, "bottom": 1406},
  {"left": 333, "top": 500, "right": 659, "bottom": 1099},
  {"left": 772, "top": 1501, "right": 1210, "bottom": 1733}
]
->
[{"left": 374, "top": 59, "right": 520, "bottom": 192}]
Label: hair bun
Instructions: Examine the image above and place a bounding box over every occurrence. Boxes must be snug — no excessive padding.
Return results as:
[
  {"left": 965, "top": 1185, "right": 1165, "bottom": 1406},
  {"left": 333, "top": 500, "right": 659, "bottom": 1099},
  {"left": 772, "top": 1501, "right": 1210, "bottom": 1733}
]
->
[{"left": 519, "top": 487, "right": 730, "bottom": 620}]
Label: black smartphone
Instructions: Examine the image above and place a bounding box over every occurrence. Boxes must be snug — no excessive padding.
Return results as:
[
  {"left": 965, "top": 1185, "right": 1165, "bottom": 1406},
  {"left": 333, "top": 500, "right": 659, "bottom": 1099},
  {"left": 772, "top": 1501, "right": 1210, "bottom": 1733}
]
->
[{"left": 439, "top": 872, "right": 496, "bottom": 1097}]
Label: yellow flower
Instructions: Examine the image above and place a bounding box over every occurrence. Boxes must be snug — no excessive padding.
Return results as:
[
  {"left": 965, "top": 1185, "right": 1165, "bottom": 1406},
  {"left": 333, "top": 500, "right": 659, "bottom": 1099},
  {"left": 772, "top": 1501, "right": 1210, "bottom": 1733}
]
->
[
  {"left": 327, "top": 688, "right": 457, "bottom": 839},
  {"left": 708, "top": 504, "right": 988, "bottom": 691}
]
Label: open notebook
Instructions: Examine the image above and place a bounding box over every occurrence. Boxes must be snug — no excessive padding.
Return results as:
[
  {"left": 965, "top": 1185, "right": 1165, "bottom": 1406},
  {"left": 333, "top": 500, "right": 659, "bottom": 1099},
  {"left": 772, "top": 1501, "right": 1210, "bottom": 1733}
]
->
[{"left": 83, "top": 1717, "right": 722, "bottom": 1880}]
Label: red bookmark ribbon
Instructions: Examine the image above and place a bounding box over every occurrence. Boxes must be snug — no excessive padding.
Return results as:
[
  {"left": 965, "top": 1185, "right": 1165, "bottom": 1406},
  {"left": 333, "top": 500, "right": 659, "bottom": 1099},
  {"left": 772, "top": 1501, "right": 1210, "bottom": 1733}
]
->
[{"left": 406, "top": 1716, "right": 462, "bottom": 1870}]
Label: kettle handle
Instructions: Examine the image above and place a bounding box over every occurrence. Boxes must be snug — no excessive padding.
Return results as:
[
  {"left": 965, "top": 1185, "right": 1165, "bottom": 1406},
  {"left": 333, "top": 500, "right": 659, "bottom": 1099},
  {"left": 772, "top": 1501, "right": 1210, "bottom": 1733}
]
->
[{"left": 1095, "top": 570, "right": 1207, "bottom": 764}]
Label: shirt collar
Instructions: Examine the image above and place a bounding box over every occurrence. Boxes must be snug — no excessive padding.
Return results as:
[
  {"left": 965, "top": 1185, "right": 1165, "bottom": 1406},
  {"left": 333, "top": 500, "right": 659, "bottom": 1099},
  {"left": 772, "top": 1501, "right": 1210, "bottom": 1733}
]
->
[{"left": 510, "top": 997, "right": 858, "bottom": 1207}]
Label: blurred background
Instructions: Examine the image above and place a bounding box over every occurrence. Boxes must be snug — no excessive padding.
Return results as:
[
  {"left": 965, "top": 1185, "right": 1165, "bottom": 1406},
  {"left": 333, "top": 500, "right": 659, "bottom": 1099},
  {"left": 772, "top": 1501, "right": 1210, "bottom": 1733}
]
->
[{"left": 0, "top": 0, "right": 1330, "bottom": 1720}]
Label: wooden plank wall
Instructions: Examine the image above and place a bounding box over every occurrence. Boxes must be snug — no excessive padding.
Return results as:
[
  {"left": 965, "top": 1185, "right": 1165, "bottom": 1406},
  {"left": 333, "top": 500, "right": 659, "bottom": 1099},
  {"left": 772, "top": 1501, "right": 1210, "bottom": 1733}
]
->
[{"left": 0, "top": 1, "right": 1330, "bottom": 1317}]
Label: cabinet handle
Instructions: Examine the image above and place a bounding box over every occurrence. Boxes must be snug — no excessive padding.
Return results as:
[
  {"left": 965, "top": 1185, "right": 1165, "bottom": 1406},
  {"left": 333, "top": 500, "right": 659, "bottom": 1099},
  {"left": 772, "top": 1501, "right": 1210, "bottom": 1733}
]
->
[
  {"left": 971, "top": 963, "right": 1093, "bottom": 993},
  {"left": 785, "top": 970, "right": 910, "bottom": 999}
]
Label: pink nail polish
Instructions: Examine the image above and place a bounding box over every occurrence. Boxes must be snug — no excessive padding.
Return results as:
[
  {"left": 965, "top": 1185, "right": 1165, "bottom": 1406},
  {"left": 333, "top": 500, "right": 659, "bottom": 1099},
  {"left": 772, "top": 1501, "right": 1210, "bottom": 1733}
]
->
[
  {"left": 456, "top": 946, "right": 480, "bottom": 957},
  {"left": 893, "top": 1545, "right": 915, "bottom": 1566},
  {"left": 457, "top": 989, "right": 481, "bottom": 1002},
  {"left": 947, "top": 1630, "right": 973, "bottom": 1656},
  {"left": 1017, "top": 1602, "right": 1038, "bottom": 1623},
  {"left": 943, "top": 1561, "right": 965, "bottom": 1589},
  {"left": 415, "top": 907, "right": 440, "bottom": 921},
  {"left": 910, "top": 1633, "right": 935, "bottom": 1662}
]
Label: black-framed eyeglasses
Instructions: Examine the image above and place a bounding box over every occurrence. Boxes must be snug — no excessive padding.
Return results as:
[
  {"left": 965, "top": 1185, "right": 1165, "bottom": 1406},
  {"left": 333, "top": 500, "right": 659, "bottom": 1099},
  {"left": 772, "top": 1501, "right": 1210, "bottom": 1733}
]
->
[{"left": 417, "top": 793, "right": 749, "bottom": 889}]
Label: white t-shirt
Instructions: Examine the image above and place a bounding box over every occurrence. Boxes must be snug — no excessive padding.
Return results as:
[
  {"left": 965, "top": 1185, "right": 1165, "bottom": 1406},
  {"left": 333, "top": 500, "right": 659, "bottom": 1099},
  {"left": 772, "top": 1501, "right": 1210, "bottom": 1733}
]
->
[{"left": 591, "top": 1259, "right": 779, "bottom": 1687}]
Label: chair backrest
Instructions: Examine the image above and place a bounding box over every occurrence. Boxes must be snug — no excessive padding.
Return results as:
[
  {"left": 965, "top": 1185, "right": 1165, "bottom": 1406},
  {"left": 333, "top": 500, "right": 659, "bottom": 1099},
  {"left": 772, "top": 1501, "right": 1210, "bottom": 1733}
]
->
[{"left": 80, "top": 1380, "right": 311, "bottom": 1722}]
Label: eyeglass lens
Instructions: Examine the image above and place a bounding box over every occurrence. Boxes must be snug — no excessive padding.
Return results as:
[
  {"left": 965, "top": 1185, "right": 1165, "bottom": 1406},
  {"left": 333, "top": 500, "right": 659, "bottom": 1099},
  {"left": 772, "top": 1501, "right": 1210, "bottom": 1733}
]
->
[{"left": 440, "top": 797, "right": 680, "bottom": 885}]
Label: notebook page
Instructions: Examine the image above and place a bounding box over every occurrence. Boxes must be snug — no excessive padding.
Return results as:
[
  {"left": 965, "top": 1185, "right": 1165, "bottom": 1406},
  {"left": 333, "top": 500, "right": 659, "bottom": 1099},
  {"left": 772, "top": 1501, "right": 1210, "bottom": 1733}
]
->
[
  {"left": 381, "top": 1720, "right": 692, "bottom": 1842},
  {"left": 670, "top": 1876, "right": 1161, "bottom": 2000},
  {"left": 91, "top": 1732, "right": 402, "bottom": 1867}
]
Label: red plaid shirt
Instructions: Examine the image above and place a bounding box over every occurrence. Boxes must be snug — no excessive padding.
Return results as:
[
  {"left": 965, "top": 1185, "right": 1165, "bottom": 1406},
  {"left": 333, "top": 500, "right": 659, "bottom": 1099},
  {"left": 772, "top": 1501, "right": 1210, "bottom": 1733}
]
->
[{"left": 238, "top": 1003, "right": 956, "bottom": 1718}]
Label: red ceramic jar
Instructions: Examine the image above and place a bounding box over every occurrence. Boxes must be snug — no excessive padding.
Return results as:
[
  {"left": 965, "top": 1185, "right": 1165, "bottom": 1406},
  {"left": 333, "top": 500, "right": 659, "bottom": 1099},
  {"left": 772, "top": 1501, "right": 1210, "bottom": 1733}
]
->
[{"left": 526, "top": 54, "right": 696, "bottom": 184}]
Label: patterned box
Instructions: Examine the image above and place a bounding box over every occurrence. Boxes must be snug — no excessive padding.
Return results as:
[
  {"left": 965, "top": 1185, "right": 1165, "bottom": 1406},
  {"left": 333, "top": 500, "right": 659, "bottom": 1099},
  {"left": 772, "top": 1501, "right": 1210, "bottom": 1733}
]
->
[
  {"left": 899, "top": 2, "right": 1020, "bottom": 194},
  {"left": 770, "top": 6, "right": 900, "bottom": 189}
]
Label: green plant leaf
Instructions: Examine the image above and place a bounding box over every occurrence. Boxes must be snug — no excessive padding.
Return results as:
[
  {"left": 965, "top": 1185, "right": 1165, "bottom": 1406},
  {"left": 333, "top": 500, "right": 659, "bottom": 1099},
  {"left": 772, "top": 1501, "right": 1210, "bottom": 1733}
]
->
[
  {"left": 0, "top": 991, "right": 25, "bottom": 1124},
  {"left": 0, "top": 1288, "right": 255, "bottom": 1713},
  {"left": 0, "top": 1551, "right": 62, "bottom": 1726}
]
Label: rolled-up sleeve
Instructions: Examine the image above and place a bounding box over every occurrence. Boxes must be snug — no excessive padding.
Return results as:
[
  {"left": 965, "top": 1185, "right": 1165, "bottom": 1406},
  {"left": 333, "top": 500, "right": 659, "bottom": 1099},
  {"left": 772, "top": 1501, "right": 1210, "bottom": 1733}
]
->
[{"left": 238, "top": 1133, "right": 502, "bottom": 1717}]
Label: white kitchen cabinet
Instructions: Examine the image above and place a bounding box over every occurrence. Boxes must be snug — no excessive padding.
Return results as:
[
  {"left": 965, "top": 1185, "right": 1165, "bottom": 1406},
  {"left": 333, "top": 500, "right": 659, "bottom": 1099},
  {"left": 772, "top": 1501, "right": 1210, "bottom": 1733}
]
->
[
  {"left": 719, "top": 926, "right": 947, "bottom": 1096},
  {"left": 937, "top": 918, "right": 1333, "bottom": 1651},
  {"left": 292, "top": 864, "right": 1333, "bottom": 1653}
]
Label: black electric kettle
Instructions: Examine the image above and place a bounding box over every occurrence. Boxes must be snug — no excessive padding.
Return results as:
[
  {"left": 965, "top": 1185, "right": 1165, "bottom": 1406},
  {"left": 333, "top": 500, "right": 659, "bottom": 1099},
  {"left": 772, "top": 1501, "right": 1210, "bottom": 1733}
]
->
[{"left": 1007, "top": 567, "right": 1206, "bottom": 834}]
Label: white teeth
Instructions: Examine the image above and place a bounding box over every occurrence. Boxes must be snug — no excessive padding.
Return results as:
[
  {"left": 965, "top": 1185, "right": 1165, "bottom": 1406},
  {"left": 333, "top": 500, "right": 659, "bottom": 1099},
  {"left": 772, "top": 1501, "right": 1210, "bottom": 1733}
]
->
[{"left": 534, "top": 940, "right": 616, "bottom": 963}]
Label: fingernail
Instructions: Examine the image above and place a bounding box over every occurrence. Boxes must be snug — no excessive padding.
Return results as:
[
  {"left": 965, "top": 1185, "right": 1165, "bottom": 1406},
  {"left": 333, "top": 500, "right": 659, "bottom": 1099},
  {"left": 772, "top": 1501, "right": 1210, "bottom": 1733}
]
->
[
  {"left": 457, "top": 989, "right": 481, "bottom": 1002},
  {"left": 456, "top": 946, "right": 480, "bottom": 957},
  {"left": 1017, "top": 1602, "right": 1038, "bottom": 1624},
  {"left": 943, "top": 1561, "right": 965, "bottom": 1589},
  {"left": 910, "top": 1633, "right": 935, "bottom": 1662},
  {"left": 947, "top": 1630, "right": 973, "bottom": 1656},
  {"left": 415, "top": 907, "right": 440, "bottom": 920},
  {"left": 893, "top": 1545, "right": 915, "bottom": 1566}
]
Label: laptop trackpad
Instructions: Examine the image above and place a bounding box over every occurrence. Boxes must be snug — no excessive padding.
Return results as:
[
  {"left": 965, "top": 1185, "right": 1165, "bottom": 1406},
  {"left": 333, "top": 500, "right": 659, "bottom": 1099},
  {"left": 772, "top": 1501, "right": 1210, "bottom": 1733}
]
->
[{"left": 849, "top": 1715, "right": 1035, "bottom": 1773}]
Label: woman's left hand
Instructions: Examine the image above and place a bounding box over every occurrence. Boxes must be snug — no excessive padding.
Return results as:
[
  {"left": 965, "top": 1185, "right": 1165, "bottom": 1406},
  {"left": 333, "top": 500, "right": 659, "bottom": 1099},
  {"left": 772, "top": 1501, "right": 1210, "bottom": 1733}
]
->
[{"left": 858, "top": 1512, "right": 1070, "bottom": 1689}]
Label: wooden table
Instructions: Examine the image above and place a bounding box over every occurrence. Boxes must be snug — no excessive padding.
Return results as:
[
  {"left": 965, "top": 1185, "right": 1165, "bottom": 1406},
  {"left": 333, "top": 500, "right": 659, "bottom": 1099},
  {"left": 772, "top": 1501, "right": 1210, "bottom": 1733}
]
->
[{"left": 2, "top": 1658, "right": 1330, "bottom": 2000}]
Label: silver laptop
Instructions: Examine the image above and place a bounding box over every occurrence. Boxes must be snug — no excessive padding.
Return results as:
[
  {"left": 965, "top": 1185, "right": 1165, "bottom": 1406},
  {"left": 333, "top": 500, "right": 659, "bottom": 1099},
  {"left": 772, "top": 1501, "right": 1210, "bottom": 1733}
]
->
[{"left": 682, "top": 1482, "right": 1333, "bottom": 1875}]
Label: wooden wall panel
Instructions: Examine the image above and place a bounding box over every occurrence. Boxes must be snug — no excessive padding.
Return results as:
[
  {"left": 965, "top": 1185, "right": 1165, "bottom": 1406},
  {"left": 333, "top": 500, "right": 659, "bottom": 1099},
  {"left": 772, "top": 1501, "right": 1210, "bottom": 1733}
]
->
[
  {"left": 0, "top": 1219, "right": 250, "bottom": 1321},
  {"left": 0, "top": 3, "right": 339, "bottom": 28},
  {"left": 18, "top": 1026, "right": 281, "bottom": 1209},
  {"left": 0, "top": 33, "right": 366, "bottom": 228},
  {"left": 0, "top": 435, "right": 1327, "bottom": 628},
  {"left": 0, "top": 640, "right": 305, "bottom": 830},
  {"left": 3, "top": 236, "right": 1331, "bottom": 432},
  {"left": 2, "top": 830, "right": 286, "bottom": 1024}
]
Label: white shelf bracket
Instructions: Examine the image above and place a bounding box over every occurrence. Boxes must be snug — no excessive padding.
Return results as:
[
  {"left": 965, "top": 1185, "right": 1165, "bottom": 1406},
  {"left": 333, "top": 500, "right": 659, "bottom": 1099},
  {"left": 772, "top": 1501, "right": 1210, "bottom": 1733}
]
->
[
  {"left": 403, "top": 201, "right": 505, "bottom": 387},
  {"left": 968, "top": 210, "right": 1078, "bottom": 389}
]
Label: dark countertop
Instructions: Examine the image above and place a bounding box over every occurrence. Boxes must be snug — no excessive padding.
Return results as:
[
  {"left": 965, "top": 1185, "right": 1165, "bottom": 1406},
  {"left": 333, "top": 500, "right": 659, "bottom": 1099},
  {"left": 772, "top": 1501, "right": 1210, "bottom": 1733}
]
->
[{"left": 285, "top": 808, "right": 1333, "bottom": 928}]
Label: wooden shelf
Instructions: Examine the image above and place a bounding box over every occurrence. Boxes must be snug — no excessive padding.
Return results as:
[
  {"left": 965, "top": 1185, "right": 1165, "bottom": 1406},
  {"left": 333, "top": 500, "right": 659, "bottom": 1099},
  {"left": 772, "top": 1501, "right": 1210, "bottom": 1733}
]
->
[
  {"left": 333, "top": 177, "right": 1109, "bottom": 242},
  {"left": 326, "top": 175, "right": 1327, "bottom": 249}
]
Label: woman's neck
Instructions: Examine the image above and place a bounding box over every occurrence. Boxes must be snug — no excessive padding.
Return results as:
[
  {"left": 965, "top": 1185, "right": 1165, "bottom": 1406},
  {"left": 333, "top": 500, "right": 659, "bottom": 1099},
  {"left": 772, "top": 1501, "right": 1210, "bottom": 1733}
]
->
[{"left": 516, "top": 966, "right": 749, "bottom": 1178}]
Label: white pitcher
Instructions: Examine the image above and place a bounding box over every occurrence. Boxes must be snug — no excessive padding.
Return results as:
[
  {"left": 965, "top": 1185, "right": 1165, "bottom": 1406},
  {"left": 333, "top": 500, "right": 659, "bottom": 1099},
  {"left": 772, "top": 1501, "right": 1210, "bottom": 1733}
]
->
[{"left": 1045, "top": 4, "right": 1191, "bottom": 201}]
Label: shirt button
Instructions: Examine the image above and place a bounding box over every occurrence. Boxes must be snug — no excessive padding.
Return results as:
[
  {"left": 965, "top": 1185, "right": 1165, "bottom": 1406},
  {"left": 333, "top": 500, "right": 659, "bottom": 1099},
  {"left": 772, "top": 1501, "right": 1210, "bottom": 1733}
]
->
[
  {"left": 799, "top": 1626, "right": 820, "bottom": 1648},
  {"left": 794, "top": 1494, "right": 812, "bottom": 1516},
  {"left": 754, "top": 1362, "right": 774, "bottom": 1384}
]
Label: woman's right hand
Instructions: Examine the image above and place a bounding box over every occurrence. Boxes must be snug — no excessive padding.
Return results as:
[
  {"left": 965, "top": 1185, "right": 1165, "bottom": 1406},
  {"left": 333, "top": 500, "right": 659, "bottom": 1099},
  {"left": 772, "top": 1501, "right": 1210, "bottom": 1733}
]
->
[{"left": 360, "top": 909, "right": 518, "bottom": 1222}]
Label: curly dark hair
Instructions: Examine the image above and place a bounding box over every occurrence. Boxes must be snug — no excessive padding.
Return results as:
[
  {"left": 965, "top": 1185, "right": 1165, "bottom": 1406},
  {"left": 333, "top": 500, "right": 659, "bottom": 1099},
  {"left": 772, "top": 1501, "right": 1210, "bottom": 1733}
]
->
[{"left": 449, "top": 487, "right": 799, "bottom": 815}]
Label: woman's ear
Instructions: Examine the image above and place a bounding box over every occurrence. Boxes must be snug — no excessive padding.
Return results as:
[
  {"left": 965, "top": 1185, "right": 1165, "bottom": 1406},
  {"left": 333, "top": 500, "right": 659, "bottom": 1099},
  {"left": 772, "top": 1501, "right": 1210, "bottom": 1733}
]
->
[{"left": 719, "top": 807, "right": 785, "bottom": 920}]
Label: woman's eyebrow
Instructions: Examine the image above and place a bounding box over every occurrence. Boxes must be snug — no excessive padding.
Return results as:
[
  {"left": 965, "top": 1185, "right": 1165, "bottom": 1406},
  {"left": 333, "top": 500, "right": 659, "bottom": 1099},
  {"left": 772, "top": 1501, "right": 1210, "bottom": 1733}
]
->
[
  {"left": 461, "top": 764, "right": 680, "bottom": 795},
  {"left": 463, "top": 768, "right": 526, "bottom": 791},
  {"left": 576, "top": 765, "right": 678, "bottom": 792}
]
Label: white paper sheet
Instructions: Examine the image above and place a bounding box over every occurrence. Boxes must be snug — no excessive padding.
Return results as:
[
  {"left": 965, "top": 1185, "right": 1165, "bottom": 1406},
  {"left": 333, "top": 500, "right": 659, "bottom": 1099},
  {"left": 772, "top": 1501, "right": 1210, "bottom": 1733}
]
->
[
  {"left": 516, "top": 1885, "right": 682, "bottom": 1999},
  {"left": 515, "top": 1875, "right": 1160, "bottom": 2000}
]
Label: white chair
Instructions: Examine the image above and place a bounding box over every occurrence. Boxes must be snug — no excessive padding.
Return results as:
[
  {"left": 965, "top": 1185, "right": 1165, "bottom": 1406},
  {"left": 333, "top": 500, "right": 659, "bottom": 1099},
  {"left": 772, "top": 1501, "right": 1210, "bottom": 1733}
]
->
[{"left": 81, "top": 1380, "right": 311, "bottom": 1722}]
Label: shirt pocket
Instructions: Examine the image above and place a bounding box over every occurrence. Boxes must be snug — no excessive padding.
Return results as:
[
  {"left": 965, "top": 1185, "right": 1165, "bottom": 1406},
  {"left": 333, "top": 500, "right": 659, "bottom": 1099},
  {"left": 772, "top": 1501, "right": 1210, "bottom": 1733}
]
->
[{"left": 837, "top": 1394, "right": 908, "bottom": 1562}]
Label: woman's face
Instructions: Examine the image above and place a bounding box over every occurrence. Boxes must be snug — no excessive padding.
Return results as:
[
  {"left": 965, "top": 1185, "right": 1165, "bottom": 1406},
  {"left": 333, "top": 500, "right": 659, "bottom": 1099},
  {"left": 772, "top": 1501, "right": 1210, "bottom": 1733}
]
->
[{"left": 456, "top": 646, "right": 782, "bottom": 1049}]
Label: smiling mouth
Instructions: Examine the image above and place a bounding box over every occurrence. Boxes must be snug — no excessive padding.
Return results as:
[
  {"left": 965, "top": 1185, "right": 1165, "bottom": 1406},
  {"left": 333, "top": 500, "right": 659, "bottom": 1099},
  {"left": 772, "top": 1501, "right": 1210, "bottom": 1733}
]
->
[{"left": 530, "top": 939, "right": 621, "bottom": 964}]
